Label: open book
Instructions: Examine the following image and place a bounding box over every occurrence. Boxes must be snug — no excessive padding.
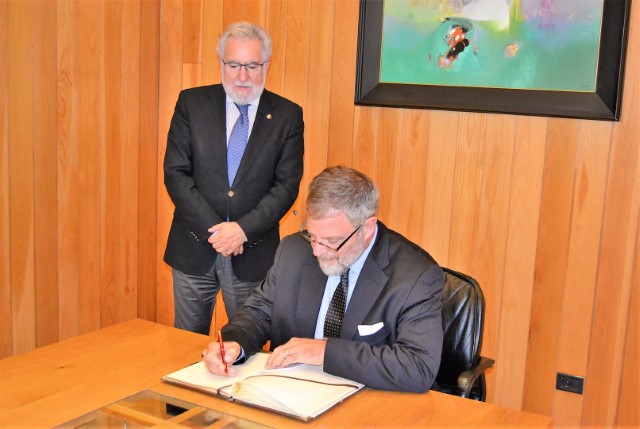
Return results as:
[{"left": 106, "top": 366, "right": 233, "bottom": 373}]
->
[{"left": 162, "top": 353, "right": 364, "bottom": 421}]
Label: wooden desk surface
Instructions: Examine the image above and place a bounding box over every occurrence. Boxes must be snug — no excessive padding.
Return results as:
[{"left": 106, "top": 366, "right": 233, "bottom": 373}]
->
[{"left": 0, "top": 319, "right": 552, "bottom": 428}]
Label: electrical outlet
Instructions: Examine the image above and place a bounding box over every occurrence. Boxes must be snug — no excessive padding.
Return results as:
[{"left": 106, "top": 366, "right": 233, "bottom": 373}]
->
[{"left": 556, "top": 373, "right": 584, "bottom": 394}]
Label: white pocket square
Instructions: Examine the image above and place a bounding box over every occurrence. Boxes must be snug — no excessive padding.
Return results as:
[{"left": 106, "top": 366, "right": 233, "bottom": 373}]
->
[{"left": 358, "top": 322, "right": 384, "bottom": 336}]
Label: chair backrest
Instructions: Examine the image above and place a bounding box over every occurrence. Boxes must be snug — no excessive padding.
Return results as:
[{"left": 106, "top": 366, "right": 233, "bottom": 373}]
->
[{"left": 435, "top": 267, "right": 485, "bottom": 388}]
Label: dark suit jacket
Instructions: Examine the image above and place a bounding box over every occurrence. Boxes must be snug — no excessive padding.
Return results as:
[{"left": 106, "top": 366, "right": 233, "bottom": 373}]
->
[
  {"left": 163, "top": 84, "right": 304, "bottom": 281},
  {"left": 222, "top": 221, "right": 444, "bottom": 392}
]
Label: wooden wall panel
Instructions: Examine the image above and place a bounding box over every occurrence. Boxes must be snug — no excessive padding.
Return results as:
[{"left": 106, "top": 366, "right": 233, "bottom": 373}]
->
[
  {"left": 326, "top": 0, "right": 358, "bottom": 168},
  {"left": 157, "top": 0, "right": 184, "bottom": 327},
  {"left": 138, "top": 0, "right": 160, "bottom": 321},
  {"left": 375, "top": 108, "right": 402, "bottom": 228},
  {"left": 76, "top": 0, "right": 102, "bottom": 335},
  {"left": 34, "top": 0, "right": 59, "bottom": 349},
  {"left": 0, "top": 0, "right": 11, "bottom": 358},
  {"left": 396, "top": 109, "right": 429, "bottom": 242},
  {"left": 493, "top": 116, "right": 547, "bottom": 407},
  {"left": 552, "top": 120, "right": 611, "bottom": 426},
  {"left": 8, "top": 0, "right": 36, "bottom": 354},
  {"left": 617, "top": 227, "right": 639, "bottom": 427},
  {"left": 56, "top": 0, "right": 81, "bottom": 340},
  {"left": 583, "top": 84, "right": 640, "bottom": 428},
  {"left": 1, "top": 1, "right": 638, "bottom": 426},
  {"left": 423, "top": 110, "right": 458, "bottom": 267},
  {"left": 524, "top": 118, "right": 579, "bottom": 415},
  {"left": 293, "top": 0, "right": 334, "bottom": 233},
  {"left": 472, "top": 113, "right": 515, "bottom": 388},
  {"left": 448, "top": 113, "right": 486, "bottom": 275}
]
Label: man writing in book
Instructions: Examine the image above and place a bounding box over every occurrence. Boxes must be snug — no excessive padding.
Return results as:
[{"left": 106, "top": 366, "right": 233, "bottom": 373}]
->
[{"left": 203, "top": 166, "right": 444, "bottom": 393}]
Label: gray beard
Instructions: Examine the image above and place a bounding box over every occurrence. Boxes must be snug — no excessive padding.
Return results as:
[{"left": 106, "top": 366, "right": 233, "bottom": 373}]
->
[
  {"left": 222, "top": 81, "right": 264, "bottom": 105},
  {"left": 317, "top": 232, "right": 365, "bottom": 276}
]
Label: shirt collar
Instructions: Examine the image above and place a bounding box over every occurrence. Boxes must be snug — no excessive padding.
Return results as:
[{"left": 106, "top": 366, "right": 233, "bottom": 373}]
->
[
  {"left": 225, "top": 95, "right": 260, "bottom": 108},
  {"left": 347, "top": 223, "right": 378, "bottom": 277}
]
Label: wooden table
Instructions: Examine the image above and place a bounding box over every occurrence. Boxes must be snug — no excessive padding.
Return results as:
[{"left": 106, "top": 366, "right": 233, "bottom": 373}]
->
[{"left": 0, "top": 319, "right": 552, "bottom": 428}]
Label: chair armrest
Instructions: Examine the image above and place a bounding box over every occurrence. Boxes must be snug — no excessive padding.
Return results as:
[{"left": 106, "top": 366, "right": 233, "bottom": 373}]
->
[{"left": 457, "top": 356, "right": 495, "bottom": 399}]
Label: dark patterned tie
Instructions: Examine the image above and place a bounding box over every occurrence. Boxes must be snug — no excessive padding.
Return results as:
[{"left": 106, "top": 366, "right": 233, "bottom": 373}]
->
[
  {"left": 323, "top": 270, "right": 349, "bottom": 338},
  {"left": 227, "top": 103, "right": 249, "bottom": 186}
]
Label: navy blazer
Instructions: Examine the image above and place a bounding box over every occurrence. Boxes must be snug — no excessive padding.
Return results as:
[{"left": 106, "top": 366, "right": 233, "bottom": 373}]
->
[
  {"left": 222, "top": 221, "right": 444, "bottom": 392},
  {"left": 163, "top": 84, "right": 304, "bottom": 281}
]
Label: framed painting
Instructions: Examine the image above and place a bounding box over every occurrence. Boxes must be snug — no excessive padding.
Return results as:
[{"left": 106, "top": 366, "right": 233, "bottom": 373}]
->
[{"left": 355, "top": 0, "right": 631, "bottom": 120}]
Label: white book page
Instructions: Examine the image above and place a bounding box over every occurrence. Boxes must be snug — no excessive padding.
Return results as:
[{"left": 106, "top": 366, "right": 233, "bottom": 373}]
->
[
  {"left": 162, "top": 353, "right": 270, "bottom": 395},
  {"left": 231, "top": 372, "right": 362, "bottom": 418},
  {"left": 163, "top": 352, "right": 363, "bottom": 419}
]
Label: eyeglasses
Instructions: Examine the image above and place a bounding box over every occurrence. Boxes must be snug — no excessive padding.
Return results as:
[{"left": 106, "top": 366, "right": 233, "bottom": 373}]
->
[
  {"left": 298, "top": 221, "right": 362, "bottom": 253},
  {"left": 221, "top": 60, "right": 266, "bottom": 75}
]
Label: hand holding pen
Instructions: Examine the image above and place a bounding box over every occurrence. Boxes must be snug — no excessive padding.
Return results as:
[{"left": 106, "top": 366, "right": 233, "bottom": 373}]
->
[
  {"left": 218, "top": 330, "right": 228, "bottom": 374},
  {"left": 202, "top": 332, "right": 240, "bottom": 376}
]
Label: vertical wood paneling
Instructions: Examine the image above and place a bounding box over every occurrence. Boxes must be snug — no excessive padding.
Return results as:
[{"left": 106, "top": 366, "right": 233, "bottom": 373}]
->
[
  {"left": 422, "top": 110, "right": 459, "bottom": 267},
  {"left": 282, "top": 0, "right": 310, "bottom": 108},
  {"left": 583, "top": 88, "right": 640, "bottom": 427},
  {"left": 76, "top": 0, "right": 102, "bottom": 335},
  {"left": 57, "top": 0, "right": 81, "bottom": 339},
  {"left": 352, "top": 106, "right": 379, "bottom": 180},
  {"left": 264, "top": 0, "right": 287, "bottom": 94},
  {"left": 375, "top": 108, "right": 402, "bottom": 227},
  {"left": 118, "top": 0, "right": 140, "bottom": 323},
  {"left": 0, "top": 2, "right": 638, "bottom": 426},
  {"left": 583, "top": 3, "right": 639, "bottom": 420},
  {"left": 33, "top": 0, "right": 59, "bottom": 348},
  {"left": 447, "top": 113, "right": 486, "bottom": 274},
  {"left": 293, "top": 0, "right": 334, "bottom": 232},
  {"left": 8, "top": 0, "right": 36, "bottom": 354},
  {"left": 326, "top": 0, "right": 358, "bottom": 168},
  {"left": 0, "top": 0, "right": 12, "bottom": 358},
  {"left": 552, "top": 120, "right": 611, "bottom": 425},
  {"left": 279, "top": 0, "right": 310, "bottom": 232},
  {"left": 138, "top": 0, "right": 160, "bottom": 321},
  {"left": 223, "top": 0, "right": 246, "bottom": 28},
  {"left": 523, "top": 118, "right": 579, "bottom": 415},
  {"left": 183, "top": 0, "right": 202, "bottom": 64},
  {"left": 157, "top": 0, "right": 184, "bottom": 326},
  {"left": 104, "top": 0, "right": 123, "bottom": 326},
  {"left": 617, "top": 226, "right": 639, "bottom": 427},
  {"left": 201, "top": 1, "right": 222, "bottom": 87},
  {"left": 493, "top": 116, "right": 547, "bottom": 407},
  {"left": 396, "top": 110, "right": 429, "bottom": 243},
  {"left": 472, "top": 113, "right": 515, "bottom": 386}
]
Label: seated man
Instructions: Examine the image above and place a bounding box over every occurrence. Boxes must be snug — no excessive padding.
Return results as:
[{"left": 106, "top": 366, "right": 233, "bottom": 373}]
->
[{"left": 202, "top": 166, "right": 444, "bottom": 392}]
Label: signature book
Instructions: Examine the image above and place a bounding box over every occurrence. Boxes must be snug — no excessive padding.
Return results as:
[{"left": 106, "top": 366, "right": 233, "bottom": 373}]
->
[{"left": 161, "top": 353, "right": 364, "bottom": 421}]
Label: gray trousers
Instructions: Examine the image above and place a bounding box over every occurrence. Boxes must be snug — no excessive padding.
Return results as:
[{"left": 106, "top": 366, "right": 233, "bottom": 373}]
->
[{"left": 172, "top": 254, "right": 260, "bottom": 335}]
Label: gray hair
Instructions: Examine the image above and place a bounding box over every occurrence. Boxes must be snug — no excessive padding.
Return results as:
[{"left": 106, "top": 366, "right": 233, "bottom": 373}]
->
[
  {"left": 217, "top": 21, "right": 272, "bottom": 62},
  {"left": 306, "top": 166, "right": 379, "bottom": 226}
]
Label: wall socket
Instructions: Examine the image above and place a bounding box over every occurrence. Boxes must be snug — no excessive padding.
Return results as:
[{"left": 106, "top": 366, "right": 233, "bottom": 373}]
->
[{"left": 556, "top": 373, "right": 584, "bottom": 394}]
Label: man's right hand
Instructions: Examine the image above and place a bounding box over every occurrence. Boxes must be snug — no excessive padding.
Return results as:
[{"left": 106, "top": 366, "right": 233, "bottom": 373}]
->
[{"left": 202, "top": 340, "right": 242, "bottom": 376}]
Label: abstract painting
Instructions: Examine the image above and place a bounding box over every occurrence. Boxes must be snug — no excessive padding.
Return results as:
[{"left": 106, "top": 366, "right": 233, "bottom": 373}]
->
[{"left": 355, "top": 0, "right": 630, "bottom": 120}]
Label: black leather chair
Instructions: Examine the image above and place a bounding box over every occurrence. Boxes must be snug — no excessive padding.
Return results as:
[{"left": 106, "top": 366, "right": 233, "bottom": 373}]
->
[{"left": 432, "top": 267, "right": 495, "bottom": 401}]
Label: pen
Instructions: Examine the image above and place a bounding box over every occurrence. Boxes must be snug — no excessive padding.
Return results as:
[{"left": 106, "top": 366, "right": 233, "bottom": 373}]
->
[{"left": 217, "top": 330, "right": 228, "bottom": 374}]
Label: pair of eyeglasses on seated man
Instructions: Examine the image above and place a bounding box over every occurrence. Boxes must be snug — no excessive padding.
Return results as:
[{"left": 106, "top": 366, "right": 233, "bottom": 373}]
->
[
  {"left": 298, "top": 221, "right": 362, "bottom": 253},
  {"left": 221, "top": 60, "right": 267, "bottom": 74}
]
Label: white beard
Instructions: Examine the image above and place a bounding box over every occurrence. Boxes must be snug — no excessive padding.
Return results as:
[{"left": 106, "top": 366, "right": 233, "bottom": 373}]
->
[{"left": 316, "top": 232, "right": 365, "bottom": 277}]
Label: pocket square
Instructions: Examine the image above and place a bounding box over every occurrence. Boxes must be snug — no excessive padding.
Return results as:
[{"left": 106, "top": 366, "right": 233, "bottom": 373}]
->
[{"left": 358, "top": 322, "right": 384, "bottom": 336}]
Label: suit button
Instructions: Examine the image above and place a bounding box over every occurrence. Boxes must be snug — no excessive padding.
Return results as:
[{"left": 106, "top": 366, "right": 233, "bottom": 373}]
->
[{"left": 228, "top": 191, "right": 234, "bottom": 197}]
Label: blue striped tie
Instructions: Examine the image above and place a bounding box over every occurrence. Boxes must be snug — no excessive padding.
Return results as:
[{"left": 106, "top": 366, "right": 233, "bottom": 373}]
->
[{"left": 227, "top": 103, "right": 249, "bottom": 186}]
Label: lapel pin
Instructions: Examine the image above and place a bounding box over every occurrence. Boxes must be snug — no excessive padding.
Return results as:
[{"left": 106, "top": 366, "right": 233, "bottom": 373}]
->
[{"left": 266, "top": 114, "right": 272, "bottom": 120}]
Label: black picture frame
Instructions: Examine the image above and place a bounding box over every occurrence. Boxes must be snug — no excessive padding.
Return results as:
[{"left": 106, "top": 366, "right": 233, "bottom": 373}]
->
[{"left": 355, "top": 0, "right": 631, "bottom": 121}]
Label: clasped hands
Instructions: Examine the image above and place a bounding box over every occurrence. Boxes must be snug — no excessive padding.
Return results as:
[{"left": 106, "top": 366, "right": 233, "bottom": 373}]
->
[
  {"left": 202, "top": 337, "right": 327, "bottom": 376},
  {"left": 208, "top": 222, "right": 246, "bottom": 257}
]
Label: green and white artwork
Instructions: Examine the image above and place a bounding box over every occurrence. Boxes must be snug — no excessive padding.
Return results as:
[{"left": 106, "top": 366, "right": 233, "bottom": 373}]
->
[{"left": 380, "top": 0, "right": 604, "bottom": 92}]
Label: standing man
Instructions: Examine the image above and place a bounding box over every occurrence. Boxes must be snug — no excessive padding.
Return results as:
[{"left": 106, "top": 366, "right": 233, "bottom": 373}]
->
[
  {"left": 164, "top": 22, "right": 304, "bottom": 335},
  {"left": 203, "top": 166, "right": 444, "bottom": 392}
]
